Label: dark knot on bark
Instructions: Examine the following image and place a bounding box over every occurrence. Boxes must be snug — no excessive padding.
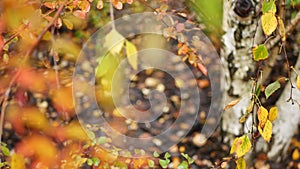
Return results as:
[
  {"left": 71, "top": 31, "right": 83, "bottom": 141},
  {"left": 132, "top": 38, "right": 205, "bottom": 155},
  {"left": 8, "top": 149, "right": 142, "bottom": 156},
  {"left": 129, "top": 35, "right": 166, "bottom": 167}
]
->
[{"left": 234, "top": 0, "right": 254, "bottom": 18}]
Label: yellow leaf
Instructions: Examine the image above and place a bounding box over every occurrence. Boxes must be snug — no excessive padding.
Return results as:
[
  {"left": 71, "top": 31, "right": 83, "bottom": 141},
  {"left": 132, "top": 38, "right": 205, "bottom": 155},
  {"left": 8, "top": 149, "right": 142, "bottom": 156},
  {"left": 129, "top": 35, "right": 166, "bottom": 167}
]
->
[
  {"left": 261, "top": 12, "right": 278, "bottom": 35},
  {"left": 230, "top": 135, "right": 252, "bottom": 158},
  {"left": 104, "top": 29, "right": 125, "bottom": 55},
  {"left": 277, "top": 16, "right": 286, "bottom": 42},
  {"left": 292, "top": 149, "right": 300, "bottom": 161},
  {"left": 260, "top": 120, "right": 273, "bottom": 142},
  {"left": 268, "top": 107, "right": 278, "bottom": 122},
  {"left": 10, "top": 154, "right": 25, "bottom": 169},
  {"left": 63, "top": 19, "right": 74, "bottom": 30},
  {"left": 236, "top": 157, "right": 246, "bottom": 169},
  {"left": 126, "top": 40, "right": 138, "bottom": 70},
  {"left": 296, "top": 75, "right": 300, "bottom": 91},
  {"left": 22, "top": 107, "right": 49, "bottom": 131},
  {"left": 258, "top": 106, "right": 268, "bottom": 128},
  {"left": 224, "top": 99, "right": 241, "bottom": 111},
  {"left": 64, "top": 122, "right": 89, "bottom": 141}
]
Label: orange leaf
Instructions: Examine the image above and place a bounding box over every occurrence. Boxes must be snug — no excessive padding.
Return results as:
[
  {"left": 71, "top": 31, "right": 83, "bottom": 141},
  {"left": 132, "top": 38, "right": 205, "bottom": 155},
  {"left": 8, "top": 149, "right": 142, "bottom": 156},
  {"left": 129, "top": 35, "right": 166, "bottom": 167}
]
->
[
  {"left": 50, "top": 86, "right": 75, "bottom": 119},
  {"left": 15, "top": 135, "right": 58, "bottom": 167},
  {"left": 17, "top": 69, "right": 48, "bottom": 93},
  {"left": 224, "top": 99, "right": 241, "bottom": 111}
]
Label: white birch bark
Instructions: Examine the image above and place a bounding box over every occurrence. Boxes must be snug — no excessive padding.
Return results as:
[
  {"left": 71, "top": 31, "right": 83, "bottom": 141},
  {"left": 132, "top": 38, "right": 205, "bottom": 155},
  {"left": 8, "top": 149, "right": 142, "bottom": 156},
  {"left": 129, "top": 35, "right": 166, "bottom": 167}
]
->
[{"left": 221, "top": 0, "right": 300, "bottom": 162}]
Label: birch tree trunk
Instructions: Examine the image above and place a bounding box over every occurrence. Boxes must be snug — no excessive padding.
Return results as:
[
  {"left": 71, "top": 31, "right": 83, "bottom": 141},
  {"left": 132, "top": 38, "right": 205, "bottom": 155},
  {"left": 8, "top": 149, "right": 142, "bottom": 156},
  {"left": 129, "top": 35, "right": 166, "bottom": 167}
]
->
[{"left": 221, "top": 0, "right": 300, "bottom": 162}]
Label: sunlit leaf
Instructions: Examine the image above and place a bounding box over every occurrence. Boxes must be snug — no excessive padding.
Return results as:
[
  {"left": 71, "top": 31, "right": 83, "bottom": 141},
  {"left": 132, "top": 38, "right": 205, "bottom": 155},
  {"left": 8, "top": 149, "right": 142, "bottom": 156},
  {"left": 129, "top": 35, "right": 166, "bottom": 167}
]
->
[
  {"left": 50, "top": 86, "right": 75, "bottom": 118},
  {"left": 15, "top": 135, "right": 58, "bottom": 167},
  {"left": 104, "top": 29, "right": 125, "bottom": 55},
  {"left": 148, "top": 160, "right": 155, "bottom": 168},
  {"left": 224, "top": 99, "right": 241, "bottom": 111},
  {"left": 64, "top": 122, "right": 89, "bottom": 141},
  {"left": 268, "top": 107, "right": 278, "bottom": 122},
  {"left": 277, "top": 16, "right": 286, "bottom": 41},
  {"left": 22, "top": 107, "right": 49, "bottom": 131},
  {"left": 17, "top": 69, "right": 47, "bottom": 93},
  {"left": 10, "top": 154, "right": 25, "bottom": 169},
  {"left": 230, "top": 135, "right": 252, "bottom": 158},
  {"left": 63, "top": 19, "right": 74, "bottom": 30},
  {"left": 261, "top": 12, "right": 278, "bottom": 35},
  {"left": 53, "top": 38, "right": 80, "bottom": 60},
  {"left": 113, "top": 0, "right": 123, "bottom": 10},
  {"left": 236, "top": 157, "right": 246, "bottom": 169},
  {"left": 96, "top": 53, "right": 113, "bottom": 78},
  {"left": 78, "top": 0, "right": 91, "bottom": 12},
  {"left": 258, "top": 106, "right": 268, "bottom": 128},
  {"left": 259, "top": 120, "right": 273, "bottom": 142},
  {"left": 292, "top": 149, "right": 300, "bottom": 161},
  {"left": 296, "top": 75, "right": 300, "bottom": 90},
  {"left": 126, "top": 40, "right": 138, "bottom": 70},
  {"left": 73, "top": 10, "right": 87, "bottom": 19},
  {"left": 97, "top": 0, "right": 104, "bottom": 9},
  {"left": 1, "top": 144, "right": 10, "bottom": 156},
  {"left": 252, "top": 44, "right": 269, "bottom": 61},
  {"left": 262, "top": 0, "right": 276, "bottom": 14},
  {"left": 265, "top": 81, "right": 281, "bottom": 99},
  {"left": 178, "top": 161, "right": 188, "bottom": 169}
]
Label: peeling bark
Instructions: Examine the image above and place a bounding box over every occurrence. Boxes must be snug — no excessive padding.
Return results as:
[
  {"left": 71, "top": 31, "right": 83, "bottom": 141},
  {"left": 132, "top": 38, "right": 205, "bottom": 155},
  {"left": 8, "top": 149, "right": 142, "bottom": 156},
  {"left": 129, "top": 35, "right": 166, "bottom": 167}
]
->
[
  {"left": 221, "top": 0, "right": 260, "bottom": 142},
  {"left": 221, "top": 0, "right": 300, "bottom": 163}
]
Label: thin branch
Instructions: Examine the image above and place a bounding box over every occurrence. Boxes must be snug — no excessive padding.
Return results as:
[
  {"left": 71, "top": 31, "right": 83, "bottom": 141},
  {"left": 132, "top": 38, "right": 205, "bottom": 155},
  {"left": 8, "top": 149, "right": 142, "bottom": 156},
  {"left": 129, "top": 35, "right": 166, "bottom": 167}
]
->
[
  {"left": 24, "top": 0, "right": 67, "bottom": 62},
  {"left": 0, "top": 71, "right": 21, "bottom": 143},
  {"left": 0, "top": 0, "right": 67, "bottom": 144},
  {"left": 109, "top": 0, "right": 116, "bottom": 30}
]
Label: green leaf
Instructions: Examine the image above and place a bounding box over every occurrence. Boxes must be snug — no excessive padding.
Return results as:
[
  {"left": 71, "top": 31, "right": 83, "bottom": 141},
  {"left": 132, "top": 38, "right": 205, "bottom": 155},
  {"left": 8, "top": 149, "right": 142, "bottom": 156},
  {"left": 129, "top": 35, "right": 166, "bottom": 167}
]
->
[
  {"left": 236, "top": 157, "right": 246, "bottom": 169},
  {"left": 253, "top": 44, "right": 269, "bottom": 61},
  {"left": 92, "top": 157, "right": 100, "bottom": 166},
  {"left": 230, "top": 135, "right": 252, "bottom": 158},
  {"left": 87, "top": 158, "right": 93, "bottom": 166},
  {"left": 181, "top": 153, "right": 194, "bottom": 164},
  {"left": 159, "top": 159, "right": 169, "bottom": 169},
  {"left": 262, "top": 0, "right": 276, "bottom": 14},
  {"left": 164, "top": 152, "right": 171, "bottom": 159},
  {"left": 96, "top": 136, "right": 107, "bottom": 144},
  {"left": 1, "top": 145, "right": 10, "bottom": 156},
  {"left": 255, "top": 83, "right": 261, "bottom": 97},
  {"left": 104, "top": 29, "right": 125, "bottom": 55},
  {"left": 153, "top": 151, "right": 160, "bottom": 158},
  {"left": 126, "top": 40, "right": 138, "bottom": 70},
  {"left": 178, "top": 161, "right": 189, "bottom": 169},
  {"left": 265, "top": 81, "right": 281, "bottom": 99},
  {"left": 148, "top": 160, "right": 155, "bottom": 167}
]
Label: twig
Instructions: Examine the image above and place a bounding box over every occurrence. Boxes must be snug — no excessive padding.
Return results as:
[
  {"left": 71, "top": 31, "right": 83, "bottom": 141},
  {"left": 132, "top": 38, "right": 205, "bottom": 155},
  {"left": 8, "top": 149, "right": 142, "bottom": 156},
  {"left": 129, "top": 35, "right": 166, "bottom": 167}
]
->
[
  {"left": 109, "top": 0, "right": 116, "bottom": 30},
  {"left": 0, "top": 71, "right": 21, "bottom": 143},
  {"left": 50, "top": 27, "right": 60, "bottom": 89},
  {"left": 0, "top": 0, "right": 67, "bottom": 144},
  {"left": 24, "top": 0, "right": 66, "bottom": 62}
]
